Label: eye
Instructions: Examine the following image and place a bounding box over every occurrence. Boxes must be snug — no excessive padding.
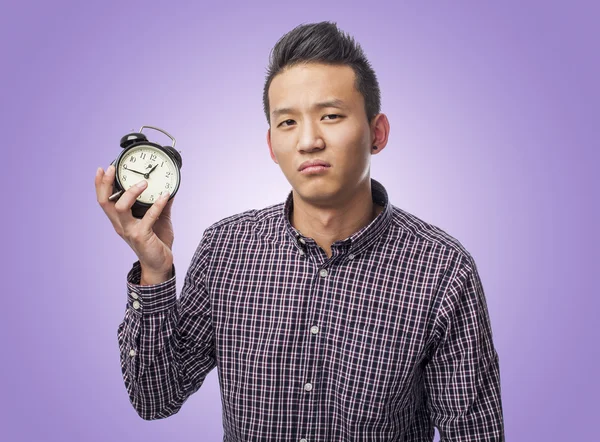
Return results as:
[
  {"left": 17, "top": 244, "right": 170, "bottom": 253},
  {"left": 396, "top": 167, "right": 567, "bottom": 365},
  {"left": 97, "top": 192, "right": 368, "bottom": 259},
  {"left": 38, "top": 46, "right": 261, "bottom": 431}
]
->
[
  {"left": 278, "top": 119, "right": 296, "bottom": 127},
  {"left": 322, "top": 114, "right": 343, "bottom": 120}
]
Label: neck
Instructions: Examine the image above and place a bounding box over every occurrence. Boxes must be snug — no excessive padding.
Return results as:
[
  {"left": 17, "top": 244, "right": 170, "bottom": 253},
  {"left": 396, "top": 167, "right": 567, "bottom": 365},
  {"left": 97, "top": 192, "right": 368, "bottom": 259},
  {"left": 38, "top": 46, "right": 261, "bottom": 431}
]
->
[{"left": 290, "top": 180, "right": 383, "bottom": 258}]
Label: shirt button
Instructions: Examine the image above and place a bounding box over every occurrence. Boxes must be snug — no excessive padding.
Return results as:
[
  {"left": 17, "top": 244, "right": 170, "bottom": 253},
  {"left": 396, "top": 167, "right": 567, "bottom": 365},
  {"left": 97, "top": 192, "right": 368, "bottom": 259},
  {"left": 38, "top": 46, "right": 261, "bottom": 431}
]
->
[
  {"left": 300, "top": 439, "right": 308, "bottom": 442},
  {"left": 304, "top": 382, "right": 313, "bottom": 392},
  {"left": 132, "top": 300, "right": 140, "bottom": 310},
  {"left": 130, "top": 292, "right": 139, "bottom": 299},
  {"left": 299, "top": 249, "right": 305, "bottom": 256},
  {"left": 319, "top": 269, "right": 328, "bottom": 277},
  {"left": 310, "top": 325, "right": 320, "bottom": 335},
  {"left": 129, "top": 349, "right": 136, "bottom": 356},
  {"left": 299, "top": 237, "right": 306, "bottom": 244},
  {"left": 348, "top": 254, "right": 355, "bottom": 260}
]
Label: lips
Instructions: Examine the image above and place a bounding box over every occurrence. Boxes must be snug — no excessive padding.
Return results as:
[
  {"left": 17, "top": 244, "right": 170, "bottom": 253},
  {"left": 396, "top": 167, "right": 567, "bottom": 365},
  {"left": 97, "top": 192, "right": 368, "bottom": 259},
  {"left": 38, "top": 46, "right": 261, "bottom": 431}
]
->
[{"left": 298, "top": 159, "right": 331, "bottom": 171}]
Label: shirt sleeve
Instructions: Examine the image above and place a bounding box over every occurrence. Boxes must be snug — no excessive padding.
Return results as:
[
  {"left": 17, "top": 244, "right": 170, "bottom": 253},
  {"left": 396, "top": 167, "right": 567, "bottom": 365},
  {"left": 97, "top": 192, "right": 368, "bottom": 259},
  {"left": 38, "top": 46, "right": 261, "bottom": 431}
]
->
[
  {"left": 117, "top": 228, "right": 216, "bottom": 420},
  {"left": 424, "top": 255, "right": 505, "bottom": 441}
]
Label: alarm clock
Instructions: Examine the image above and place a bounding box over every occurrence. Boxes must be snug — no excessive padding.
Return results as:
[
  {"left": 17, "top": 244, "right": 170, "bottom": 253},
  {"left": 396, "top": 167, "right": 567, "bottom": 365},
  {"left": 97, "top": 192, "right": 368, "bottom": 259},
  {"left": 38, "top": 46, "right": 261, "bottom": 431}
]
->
[{"left": 108, "top": 125, "right": 182, "bottom": 219}]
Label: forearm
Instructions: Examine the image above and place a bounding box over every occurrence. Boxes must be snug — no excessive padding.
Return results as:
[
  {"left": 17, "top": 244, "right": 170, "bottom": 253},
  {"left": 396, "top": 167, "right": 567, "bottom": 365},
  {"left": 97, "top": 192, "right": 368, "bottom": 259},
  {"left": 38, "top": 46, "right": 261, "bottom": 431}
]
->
[
  {"left": 117, "top": 258, "right": 216, "bottom": 419},
  {"left": 117, "top": 304, "right": 190, "bottom": 420}
]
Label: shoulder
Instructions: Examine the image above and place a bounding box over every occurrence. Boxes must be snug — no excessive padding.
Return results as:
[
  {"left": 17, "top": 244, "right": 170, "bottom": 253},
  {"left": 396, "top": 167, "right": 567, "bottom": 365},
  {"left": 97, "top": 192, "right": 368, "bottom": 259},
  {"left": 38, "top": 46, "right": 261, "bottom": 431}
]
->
[
  {"left": 203, "top": 201, "right": 285, "bottom": 238},
  {"left": 388, "top": 204, "right": 476, "bottom": 270}
]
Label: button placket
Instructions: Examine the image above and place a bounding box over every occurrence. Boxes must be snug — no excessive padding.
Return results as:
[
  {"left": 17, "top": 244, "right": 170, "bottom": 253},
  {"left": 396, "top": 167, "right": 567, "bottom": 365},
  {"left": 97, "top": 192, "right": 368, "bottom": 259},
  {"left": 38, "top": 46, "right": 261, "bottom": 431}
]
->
[{"left": 298, "top": 254, "right": 330, "bottom": 427}]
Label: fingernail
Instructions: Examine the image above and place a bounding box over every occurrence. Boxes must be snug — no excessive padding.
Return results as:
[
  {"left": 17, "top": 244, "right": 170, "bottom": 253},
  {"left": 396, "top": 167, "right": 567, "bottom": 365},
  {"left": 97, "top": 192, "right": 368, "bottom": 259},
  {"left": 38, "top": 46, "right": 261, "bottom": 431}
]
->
[
  {"left": 161, "top": 192, "right": 170, "bottom": 200},
  {"left": 136, "top": 180, "right": 147, "bottom": 188}
]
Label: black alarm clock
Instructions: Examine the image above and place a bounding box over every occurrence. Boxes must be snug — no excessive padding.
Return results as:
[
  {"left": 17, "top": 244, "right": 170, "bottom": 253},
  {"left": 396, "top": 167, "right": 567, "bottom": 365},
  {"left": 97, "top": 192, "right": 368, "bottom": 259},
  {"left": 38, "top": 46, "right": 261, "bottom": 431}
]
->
[{"left": 108, "top": 126, "right": 182, "bottom": 219}]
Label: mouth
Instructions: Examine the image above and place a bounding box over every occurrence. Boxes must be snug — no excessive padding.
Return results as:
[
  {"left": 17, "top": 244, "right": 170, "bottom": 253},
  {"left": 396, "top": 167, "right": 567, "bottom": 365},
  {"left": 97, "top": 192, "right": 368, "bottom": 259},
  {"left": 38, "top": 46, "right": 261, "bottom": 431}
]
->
[
  {"left": 299, "top": 165, "right": 331, "bottom": 175},
  {"left": 298, "top": 160, "right": 331, "bottom": 172}
]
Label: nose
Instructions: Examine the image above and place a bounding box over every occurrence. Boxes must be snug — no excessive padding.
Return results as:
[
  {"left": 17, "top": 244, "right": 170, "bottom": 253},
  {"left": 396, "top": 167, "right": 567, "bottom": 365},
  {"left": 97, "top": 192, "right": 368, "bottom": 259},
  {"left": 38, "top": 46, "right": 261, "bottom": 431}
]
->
[{"left": 297, "top": 119, "right": 325, "bottom": 152}]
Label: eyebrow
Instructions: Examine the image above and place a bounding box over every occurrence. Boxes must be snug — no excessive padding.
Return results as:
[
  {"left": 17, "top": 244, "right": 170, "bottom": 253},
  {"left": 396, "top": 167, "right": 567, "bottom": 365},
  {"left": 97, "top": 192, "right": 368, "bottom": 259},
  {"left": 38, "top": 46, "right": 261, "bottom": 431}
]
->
[{"left": 271, "top": 98, "right": 349, "bottom": 119}]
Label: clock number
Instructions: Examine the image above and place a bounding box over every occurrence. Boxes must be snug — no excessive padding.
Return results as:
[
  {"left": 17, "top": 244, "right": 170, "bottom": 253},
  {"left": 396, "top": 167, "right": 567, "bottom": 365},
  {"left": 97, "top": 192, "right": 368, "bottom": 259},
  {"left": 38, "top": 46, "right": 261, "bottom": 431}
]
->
[
  {"left": 140, "top": 152, "right": 147, "bottom": 160},
  {"left": 129, "top": 156, "right": 136, "bottom": 163},
  {"left": 123, "top": 164, "right": 128, "bottom": 169},
  {"left": 166, "top": 171, "right": 171, "bottom": 178},
  {"left": 150, "top": 195, "right": 155, "bottom": 202},
  {"left": 165, "top": 183, "right": 170, "bottom": 189},
  {"left": 150, "top": 154, "right": 157, "bottom": 161},
  {"left": 122, "top": 175, "right": 127, "bottom": 181},
  {"left": 161, "top": 161, "right": 164, "bottom": 167}
]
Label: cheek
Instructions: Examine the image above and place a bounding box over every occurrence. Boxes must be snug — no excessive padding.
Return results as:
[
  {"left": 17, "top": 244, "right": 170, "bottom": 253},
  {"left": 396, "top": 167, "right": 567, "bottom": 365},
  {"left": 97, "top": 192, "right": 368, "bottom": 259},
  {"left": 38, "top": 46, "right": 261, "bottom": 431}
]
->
[
  {"left": 269, "top": 143, "right": 294, "bottom": 170},
  {"left": 335, "top": 128, "right": 369, "bottom": 160},
  {"left": 271, "top": 135, "right": 295, "bottom": 159},
  {"left": 333, "top": 119, "right": 368, "bottom": 146}
]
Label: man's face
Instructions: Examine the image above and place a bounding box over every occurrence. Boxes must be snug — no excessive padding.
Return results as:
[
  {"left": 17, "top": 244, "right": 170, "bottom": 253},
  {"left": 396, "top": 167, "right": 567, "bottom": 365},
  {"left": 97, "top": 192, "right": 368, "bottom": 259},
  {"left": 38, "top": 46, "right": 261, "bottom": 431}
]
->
[{"left": 267, "top": 63, "right": 374, "bottom": 206}]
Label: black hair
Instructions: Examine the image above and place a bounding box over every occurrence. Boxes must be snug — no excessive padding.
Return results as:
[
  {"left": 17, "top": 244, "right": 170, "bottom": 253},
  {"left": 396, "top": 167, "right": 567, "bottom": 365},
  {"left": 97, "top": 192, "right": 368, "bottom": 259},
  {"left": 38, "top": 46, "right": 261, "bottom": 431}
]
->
[{"left": 262, "top": 21, "right": 381, "bottom": 126}]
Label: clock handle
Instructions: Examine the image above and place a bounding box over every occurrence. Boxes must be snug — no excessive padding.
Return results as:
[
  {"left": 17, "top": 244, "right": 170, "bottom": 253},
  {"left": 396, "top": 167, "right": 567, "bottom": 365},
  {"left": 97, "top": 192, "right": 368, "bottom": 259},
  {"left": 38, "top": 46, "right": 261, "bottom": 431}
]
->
[{"left": 139, "top": 126, "right": 176, "bottom": 148}]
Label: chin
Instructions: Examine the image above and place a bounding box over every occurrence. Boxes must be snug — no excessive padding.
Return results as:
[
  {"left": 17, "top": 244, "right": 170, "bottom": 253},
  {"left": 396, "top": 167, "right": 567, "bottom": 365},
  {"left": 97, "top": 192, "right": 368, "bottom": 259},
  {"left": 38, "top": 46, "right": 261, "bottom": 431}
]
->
[{"left": 294, "top": 180, "right": 341, "bottom": 203}]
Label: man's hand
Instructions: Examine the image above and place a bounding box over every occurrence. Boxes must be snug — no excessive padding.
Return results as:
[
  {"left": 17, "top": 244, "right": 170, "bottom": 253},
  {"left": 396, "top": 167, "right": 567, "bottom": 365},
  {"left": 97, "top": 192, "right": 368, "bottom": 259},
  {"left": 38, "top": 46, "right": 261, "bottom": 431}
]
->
[{"left": 95, "top": 165, "right": 175, "bottom": 281}]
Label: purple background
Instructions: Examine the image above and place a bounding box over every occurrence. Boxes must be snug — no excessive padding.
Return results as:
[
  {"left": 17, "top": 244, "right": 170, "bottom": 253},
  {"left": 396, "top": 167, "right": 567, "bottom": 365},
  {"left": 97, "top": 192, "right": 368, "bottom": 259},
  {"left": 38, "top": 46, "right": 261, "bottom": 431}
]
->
[{"left": 2, "top": 1, "right": 597, "bottom": 441}]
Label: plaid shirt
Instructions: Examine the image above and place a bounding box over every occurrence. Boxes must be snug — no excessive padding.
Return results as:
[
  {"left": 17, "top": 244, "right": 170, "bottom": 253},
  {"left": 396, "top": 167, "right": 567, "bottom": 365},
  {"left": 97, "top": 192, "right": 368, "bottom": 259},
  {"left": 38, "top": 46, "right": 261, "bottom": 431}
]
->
[{"left": 117, "top": 178, "right": 505, "bottom": 441}]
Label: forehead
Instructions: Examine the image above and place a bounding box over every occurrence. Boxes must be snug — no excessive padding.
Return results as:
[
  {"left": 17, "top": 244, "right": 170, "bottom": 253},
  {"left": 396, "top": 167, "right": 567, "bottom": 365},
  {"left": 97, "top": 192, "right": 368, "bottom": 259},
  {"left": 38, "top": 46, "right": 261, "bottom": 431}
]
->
[{"left": 269, "top": 63, "right": 362, "bottom": 110}]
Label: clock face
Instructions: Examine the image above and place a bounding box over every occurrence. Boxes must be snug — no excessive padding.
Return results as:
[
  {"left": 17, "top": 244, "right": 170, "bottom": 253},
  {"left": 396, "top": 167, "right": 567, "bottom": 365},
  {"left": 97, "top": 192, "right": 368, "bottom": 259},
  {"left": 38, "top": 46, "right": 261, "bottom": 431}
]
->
[{"left": 116, "top": 144, "right": 179, "bottom": 205}]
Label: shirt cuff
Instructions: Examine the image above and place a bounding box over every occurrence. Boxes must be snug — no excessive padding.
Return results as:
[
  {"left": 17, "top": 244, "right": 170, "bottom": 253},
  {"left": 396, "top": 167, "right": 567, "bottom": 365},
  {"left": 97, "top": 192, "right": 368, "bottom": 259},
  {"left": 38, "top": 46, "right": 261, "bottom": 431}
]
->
[{"left": 126, "top": 260, "right": 177, "bottom": 315}]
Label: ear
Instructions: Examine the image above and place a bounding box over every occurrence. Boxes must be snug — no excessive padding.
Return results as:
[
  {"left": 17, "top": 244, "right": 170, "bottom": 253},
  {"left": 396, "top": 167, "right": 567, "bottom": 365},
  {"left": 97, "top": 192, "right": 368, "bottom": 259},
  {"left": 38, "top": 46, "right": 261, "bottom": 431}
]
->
[
  {"left": 267, "top": 128, "right": 278, "bottom": 164},
  {"left": 370, "top": 113, "right": 391, "bottom": 155}
]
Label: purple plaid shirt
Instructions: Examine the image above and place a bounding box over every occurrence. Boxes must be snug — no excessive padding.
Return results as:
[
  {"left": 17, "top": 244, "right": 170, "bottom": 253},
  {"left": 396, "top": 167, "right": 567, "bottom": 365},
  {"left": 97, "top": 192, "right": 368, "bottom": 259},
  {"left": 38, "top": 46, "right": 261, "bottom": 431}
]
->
[{"left": 117, "top": 178, "right": 505, "bottom": 441}]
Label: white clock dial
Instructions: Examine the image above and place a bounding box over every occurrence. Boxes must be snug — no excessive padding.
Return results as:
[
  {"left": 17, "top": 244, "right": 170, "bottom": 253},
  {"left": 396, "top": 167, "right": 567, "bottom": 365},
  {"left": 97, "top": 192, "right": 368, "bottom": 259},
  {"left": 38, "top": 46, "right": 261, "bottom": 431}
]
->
[{"left": 117, "top": 144, "right": 178, "bottom": 204}]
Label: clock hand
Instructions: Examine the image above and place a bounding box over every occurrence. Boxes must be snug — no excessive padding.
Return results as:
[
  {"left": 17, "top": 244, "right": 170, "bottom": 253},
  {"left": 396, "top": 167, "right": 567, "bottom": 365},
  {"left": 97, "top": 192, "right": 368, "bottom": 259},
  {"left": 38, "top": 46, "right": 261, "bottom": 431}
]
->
[{"left": 126, "top": 168, "right": 147, "bottom": 176}]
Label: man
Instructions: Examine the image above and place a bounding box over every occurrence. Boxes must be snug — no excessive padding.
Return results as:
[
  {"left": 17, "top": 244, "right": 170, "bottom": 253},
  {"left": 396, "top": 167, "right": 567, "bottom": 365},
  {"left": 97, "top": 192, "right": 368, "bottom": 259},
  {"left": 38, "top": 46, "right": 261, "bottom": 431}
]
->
[{"left": 95, "top": 21, "right": 505, "bottom": 442}]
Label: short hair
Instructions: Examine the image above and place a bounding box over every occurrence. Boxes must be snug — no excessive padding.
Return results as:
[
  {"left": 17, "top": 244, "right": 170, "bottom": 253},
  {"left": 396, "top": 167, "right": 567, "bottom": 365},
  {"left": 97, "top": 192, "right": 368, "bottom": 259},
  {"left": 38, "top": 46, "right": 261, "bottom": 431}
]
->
[{"left": 262, "top": 21, "right": 381, "bottom": 126}]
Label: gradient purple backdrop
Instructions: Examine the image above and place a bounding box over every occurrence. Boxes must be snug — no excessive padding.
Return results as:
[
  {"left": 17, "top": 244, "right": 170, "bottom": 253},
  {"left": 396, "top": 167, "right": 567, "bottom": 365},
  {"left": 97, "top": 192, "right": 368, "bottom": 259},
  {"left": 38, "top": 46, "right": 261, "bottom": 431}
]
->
[{"left": 2, "top": 1, "right": 597, "bottom": 441}]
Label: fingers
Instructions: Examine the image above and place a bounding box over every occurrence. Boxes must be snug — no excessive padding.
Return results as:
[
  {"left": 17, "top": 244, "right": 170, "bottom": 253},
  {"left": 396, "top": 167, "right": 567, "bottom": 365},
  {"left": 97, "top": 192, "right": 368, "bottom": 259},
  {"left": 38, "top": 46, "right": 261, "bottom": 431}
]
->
[
  {"left": 140, "top": 192, "right": 173, "bottom": 232},
  {"left": 95, "top": 165, "right": 123, "bottom": 233},
  {"left": 160, "top": 196, "right": 174, "bottom": 219},
  {"left": 114, "top": 178, "right": 149, "bottom": 230},
  {"left": 95, "top": 165, "right": 174, "bottom": 238},
  {"left": 95, "top": 165, "right": 115, "bottom": 204}
]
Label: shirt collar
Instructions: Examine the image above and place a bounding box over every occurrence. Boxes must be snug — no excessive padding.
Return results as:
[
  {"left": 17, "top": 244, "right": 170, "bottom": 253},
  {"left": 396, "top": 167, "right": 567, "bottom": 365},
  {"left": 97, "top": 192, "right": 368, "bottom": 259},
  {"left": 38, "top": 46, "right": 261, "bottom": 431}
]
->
[{"left": 282, "top": 178, "right": 393, "bottom": 258}]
